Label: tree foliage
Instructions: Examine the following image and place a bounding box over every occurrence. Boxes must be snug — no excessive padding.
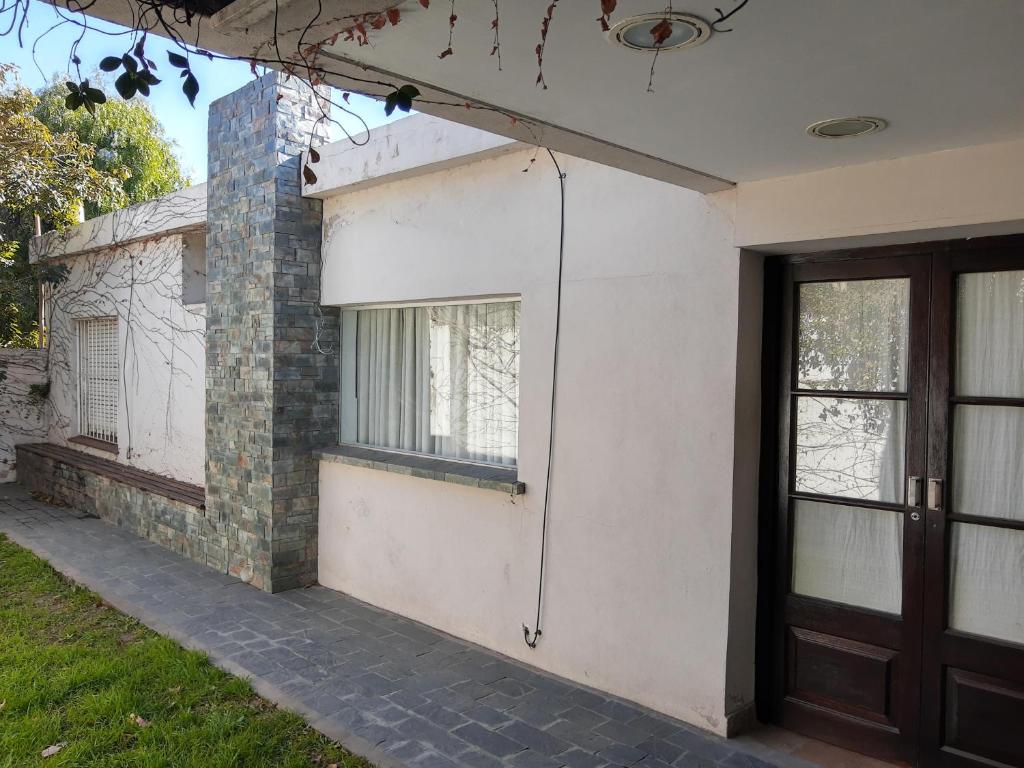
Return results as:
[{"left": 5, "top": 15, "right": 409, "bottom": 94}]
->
[
  {"left": 0, "top": 64, "right": 122, "bottom": 243},
  {"left": 33, "top": 77, "right": 187, "bottom": 219},
  {"left": 1, "top": 63, "right": 184, "bottom": 347},
  {"left": 0, "top": 63, "right": 125, "bottom": 347}
]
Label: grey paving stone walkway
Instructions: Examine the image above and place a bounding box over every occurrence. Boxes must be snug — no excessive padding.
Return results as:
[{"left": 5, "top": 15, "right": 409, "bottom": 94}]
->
[{"left": 0, "top": 483, "right": 815, "bottom": 768}]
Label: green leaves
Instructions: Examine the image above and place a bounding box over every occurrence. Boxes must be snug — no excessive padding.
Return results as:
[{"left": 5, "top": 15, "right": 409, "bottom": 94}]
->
[
  {"left": 302, "top": 146, "right": 321, "bottom": 187},
  {"left": 1, "top": 64, "right": 132, "bottom": 346},
  {"left": 384, "top": 84, "right": 420, "bottom": 116},
  {"left": 182, "top": 72, "right": 199, "bottom": 107},
  {"left": 63, "top": 80, "right": 106, "bottom": 115},
  {"left": 89, "top": 49, "right": 162, "bottom": 103},
  {"left": 136, "top": 70, "right": 160, "bottom": 97},
  {"left": 167, "top": 51, "right": 199, "bottom": 107},
  {"left": 31, "top": 69, "right": 186, "bottom": 216},
  {"left": 113, "top": 68, "right": 159, "bottom": 100},
  {"left": 113, "top": 72, "right": 134, "bottom": 100}
]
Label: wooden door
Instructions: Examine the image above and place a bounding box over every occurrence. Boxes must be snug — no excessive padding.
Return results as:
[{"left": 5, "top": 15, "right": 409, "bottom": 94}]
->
[
  {"left": 921, "top": 241, "right": 1024, "bottom": 768},
  {"left": 768, "top": 237, "right": 1024, "bottom": 767},
  {"left": 772, "top": 253, "right": 931, "bottom": 764}
]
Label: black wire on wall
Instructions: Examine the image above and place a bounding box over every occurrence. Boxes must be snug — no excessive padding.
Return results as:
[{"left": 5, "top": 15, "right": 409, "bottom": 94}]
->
[{"left": 523, "top": 148, "right": 566, "bottom": 650}]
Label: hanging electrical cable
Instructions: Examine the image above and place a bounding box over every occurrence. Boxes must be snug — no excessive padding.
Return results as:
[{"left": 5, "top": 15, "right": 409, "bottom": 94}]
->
[{"left": 523, "top": 148, "right": 566, "bottom": 649}]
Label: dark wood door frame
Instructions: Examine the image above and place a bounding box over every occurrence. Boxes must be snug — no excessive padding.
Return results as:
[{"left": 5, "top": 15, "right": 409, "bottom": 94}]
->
[
  {"left": 922, "top": 240, "right": 1024, "bottom": 768},
  {"left": 755, "top": 233, "right": 1024, "bottom": 767}
]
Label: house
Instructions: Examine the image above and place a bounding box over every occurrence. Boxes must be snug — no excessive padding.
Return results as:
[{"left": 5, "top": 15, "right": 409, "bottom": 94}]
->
[{"left": 7, "top": 3, "right": 1024, "bottom": 764}]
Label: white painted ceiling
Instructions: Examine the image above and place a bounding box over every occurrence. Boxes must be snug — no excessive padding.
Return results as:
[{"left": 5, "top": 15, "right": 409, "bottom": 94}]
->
[{"left": 323, "top": 0, "right": 1024, "bottom": 183}]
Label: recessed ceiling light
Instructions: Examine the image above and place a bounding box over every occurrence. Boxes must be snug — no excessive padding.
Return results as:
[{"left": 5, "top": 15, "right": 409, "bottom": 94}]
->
[
  {"left": 608, "top": 13, "right": 711, "bottom": 52},
  {"left": 807, "top": 117, "right": 888, "bottom": 139}
]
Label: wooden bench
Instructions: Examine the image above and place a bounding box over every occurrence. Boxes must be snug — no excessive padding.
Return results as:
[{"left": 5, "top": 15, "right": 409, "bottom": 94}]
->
[{"left": 17, "top": 443, "right": 204, "bottom": 508}]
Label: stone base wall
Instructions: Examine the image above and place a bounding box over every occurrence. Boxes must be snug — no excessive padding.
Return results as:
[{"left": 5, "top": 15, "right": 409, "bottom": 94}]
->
[{"left": 16, "top": 446, "right": 226, "bottom": 571}]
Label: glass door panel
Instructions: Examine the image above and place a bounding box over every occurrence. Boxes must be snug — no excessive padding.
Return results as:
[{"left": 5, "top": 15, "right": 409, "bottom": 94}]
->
[
  {"left": 794, "top": 396, "right": 906, "bottom": 503},
  {"left": 948, "top": 269, "right": 1024, "bottom": 639},
  {"left": 923, "top": 253, "right": 1024, "bottom": 768},
  {"left": 776, "top": 258, "right": 927, "bottom": 765},
  {"left": 956, "top": 270, "right": 1024, "bottom": 398},
  {"left": 798, "top": 279, "right": 910, "bottom": 392},
  {"left": 792, "top": 499, "right": 904, "bottom": 613},
  {"left": 776, "top": 243, "right": 1024, "bottom": 767},
  {"left": 952, "top": 405, "right": 1024, "bottom": 522},
  {"left": 949, "top": 523, "right": 1024, "bottom": 646}
]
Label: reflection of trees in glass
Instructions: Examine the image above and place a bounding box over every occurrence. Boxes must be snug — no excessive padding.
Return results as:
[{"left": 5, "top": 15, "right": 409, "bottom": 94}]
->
[
  {"left": 428, "top": 302, "right": 519, "bottom": 463},
  {"left": 795, "top": 397, "right": 904, "bottom": 502},
  {"left": 798, "top": 279, "right": 909, "bottom": 393},
  {"left": 796, "top": 280, "right": 910, "bottom": 501}
]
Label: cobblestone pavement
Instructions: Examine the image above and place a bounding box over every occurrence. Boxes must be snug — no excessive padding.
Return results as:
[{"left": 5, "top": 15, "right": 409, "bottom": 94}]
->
[{"left": 0, "top": 484, "right": 817, "bottom": 768}]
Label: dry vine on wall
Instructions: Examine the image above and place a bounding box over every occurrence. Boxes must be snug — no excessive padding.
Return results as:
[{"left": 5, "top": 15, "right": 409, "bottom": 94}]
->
[
  {"left": 0, "top": 0, "right": 752, "bottom": 645},
  {"left": 32, "top": 194, "right": 207, "bottom": 482},
  {"left": 0, "top": 349, "right": 49, "bottom": 481},
  {"left": 0, "top": 0, "right": 750, "bottom": 185}
]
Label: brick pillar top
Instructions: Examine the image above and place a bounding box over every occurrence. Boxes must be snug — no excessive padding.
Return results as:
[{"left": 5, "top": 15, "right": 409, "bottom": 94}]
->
[{"left": 206, "top": 72, "right": 337, "bottom": 592}]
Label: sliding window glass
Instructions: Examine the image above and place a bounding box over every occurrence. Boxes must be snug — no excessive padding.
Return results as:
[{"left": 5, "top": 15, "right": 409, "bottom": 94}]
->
[{"left": 340, "top": 300, "right": 520, "bottom": 466}]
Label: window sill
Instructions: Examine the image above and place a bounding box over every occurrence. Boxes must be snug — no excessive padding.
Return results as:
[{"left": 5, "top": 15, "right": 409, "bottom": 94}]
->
[
  {"left": 315, "top": 444, "right": 525, "bottom": 495},
  {"left": 69, "top": 435, "right": 118, "bottom": 455}
]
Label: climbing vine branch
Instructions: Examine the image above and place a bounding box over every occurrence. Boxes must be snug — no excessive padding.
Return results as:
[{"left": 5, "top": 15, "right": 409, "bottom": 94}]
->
[{"left": 0, "top": 0, "right": 752, "bottom": 184}]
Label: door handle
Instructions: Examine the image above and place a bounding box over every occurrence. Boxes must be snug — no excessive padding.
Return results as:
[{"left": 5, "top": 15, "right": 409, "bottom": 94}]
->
[
  {"left": 927, "top": 478, "right": 943, "bottom": 512},
  {"left": 907, "top": 476, "right": 922, "bottom": 507}
]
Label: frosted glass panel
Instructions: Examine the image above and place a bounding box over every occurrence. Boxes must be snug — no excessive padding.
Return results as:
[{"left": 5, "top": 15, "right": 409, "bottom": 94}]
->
[
  {"left": 792, "top": 500, "right": 903, "bottom": 614},
  {"left": 953, "top": 405, "right": 1024, "bottom": 522},
  {"left": 949, "top": 523, "right": 1024, "bottom": 645},
  {"left": 798, "top": 279, "right": 910, "bottom": 392},
  {"left": 794, "top": 396, "right": 906, "bottom": 503},
  {"left": 956, "top": 270, "right": 1024, "bottom": 398}
]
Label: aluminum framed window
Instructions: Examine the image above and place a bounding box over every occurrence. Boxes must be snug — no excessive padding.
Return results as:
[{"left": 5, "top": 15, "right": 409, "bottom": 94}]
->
[{"left": 340, "top": 299, "right": 520, "bottom": 466}]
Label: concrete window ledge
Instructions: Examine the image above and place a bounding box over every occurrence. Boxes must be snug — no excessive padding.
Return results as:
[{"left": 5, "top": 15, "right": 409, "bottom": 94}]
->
[
  {"left": 315, "top": 444, "right": 525, "bottom": 495},
  {"left": 69, "top": 435, "right": 118, "bottom": 454}
]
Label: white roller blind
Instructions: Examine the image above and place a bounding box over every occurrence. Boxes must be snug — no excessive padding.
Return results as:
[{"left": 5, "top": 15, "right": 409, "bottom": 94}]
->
[{"left": 78, "top": 317, "right": 118, "bottom": 445}]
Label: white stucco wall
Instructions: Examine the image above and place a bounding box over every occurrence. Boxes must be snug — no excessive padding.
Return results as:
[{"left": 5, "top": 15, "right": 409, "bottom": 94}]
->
[
  {"left": 317, "top": 147, "right": 754, "bottom": 734},
  {"left": 44, "top": 232, "right": 207, "bottom": 485},
  {"left": 734, "top": 136, "right": 1024, "bottom": 253},
  {"left": 0, "top": 349, "right": 49, "bottom": 483}
]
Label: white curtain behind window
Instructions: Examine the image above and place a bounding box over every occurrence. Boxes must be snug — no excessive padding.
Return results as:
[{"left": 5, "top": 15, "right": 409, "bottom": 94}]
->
[
  {"left": 356, "top": 308, "right": 433, "bottom": 454},
  {"left": 355, "top": 302, "right": 519, "bottom": 466},
  {"left": 949, "top": 270, "right": 1024, "bottom": 645},
  {"left": 791, "top": 279, "right": 908, "bottom": 614},
  {"left": 956, "top": 270, "right": 1024, "bottom": 399}
]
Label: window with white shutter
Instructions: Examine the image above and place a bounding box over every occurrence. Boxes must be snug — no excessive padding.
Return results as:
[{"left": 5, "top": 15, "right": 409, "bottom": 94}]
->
[{"left": 77, "top": 317, "right": 119, "bottom": 445}]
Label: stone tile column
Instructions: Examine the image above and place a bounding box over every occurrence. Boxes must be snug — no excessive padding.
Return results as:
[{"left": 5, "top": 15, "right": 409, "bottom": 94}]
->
[{"left": 206, "top": 72, "right": 337, "bottom": 592}]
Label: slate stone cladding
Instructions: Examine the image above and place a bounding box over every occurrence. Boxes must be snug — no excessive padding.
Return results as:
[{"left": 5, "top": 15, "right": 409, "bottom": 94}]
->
[
  {"left": 16, "top": 444, "right": 223, "bottom": 569},
  {"left": 205, "top": 71, "right": 337, "bottom": 592},
  {"left": 2, "top": 483, "right": 790, "bottom": 768}
]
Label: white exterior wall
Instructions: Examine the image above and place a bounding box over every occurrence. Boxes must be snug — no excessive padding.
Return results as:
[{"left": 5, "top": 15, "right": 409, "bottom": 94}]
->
[
  {"left": 44, "top": 233, "right": 207, "bottom": 485},
  {"left": 0, "top": 349, "right": 49, "bottom": 483},
  {"left": 734, "top": 136, "right": 1024, "bottom": 253},
  {"left": 317, "top": 148, "right": 753, "bottom": 734}
]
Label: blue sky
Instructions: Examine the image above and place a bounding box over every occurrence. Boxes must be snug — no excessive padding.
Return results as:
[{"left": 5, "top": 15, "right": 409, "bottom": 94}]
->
[{"left": 0, "top": 3, "right": 405, "bottom": 183}]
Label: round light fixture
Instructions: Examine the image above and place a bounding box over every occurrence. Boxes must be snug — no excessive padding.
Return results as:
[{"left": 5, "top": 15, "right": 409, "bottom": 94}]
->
[
  {"left": 806, "top": 116, "right": 888, "bottom": 139},
  {"left": 608, "top": 12, "right": 711, "bottom": 52}
]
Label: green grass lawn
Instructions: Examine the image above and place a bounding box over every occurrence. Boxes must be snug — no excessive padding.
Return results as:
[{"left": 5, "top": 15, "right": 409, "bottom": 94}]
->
[{"left": 0, "top": 534, "right": 373, "bottom": 768}]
